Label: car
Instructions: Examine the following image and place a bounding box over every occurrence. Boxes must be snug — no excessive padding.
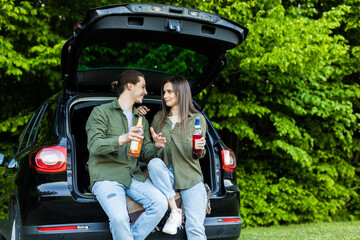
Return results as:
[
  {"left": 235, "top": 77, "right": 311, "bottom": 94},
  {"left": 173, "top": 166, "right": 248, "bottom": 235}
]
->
[{"left": 0, "top": 3, "right": 248, "bottom": 240}]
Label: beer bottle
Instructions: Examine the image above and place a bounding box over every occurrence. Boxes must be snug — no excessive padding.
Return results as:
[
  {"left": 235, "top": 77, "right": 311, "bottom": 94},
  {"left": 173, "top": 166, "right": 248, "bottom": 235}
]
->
[{"left": 129, "top": 116, "right": 143, "bottom": 157}]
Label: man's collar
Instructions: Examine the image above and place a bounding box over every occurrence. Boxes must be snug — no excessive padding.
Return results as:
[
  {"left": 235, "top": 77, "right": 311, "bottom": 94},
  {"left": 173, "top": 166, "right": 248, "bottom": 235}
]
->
[
  {"left": 112, "top": 98, "right": 121, "bottom": 109},
  {"left": 132, "top": 107, "right": 140, "bottom": 117}
]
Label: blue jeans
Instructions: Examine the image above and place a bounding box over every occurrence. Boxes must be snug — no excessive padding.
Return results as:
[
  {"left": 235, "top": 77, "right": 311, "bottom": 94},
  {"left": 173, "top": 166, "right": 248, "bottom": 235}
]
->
[
  {"left": 147, "top": 158, "right": 207, "bottom": 240},
  {"left": 92, "top": 178, "right": 168, "bottom": 240}
]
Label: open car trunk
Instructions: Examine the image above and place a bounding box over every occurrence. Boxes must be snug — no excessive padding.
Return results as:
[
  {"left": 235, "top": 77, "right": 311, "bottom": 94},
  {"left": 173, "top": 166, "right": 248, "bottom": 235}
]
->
[
  {"left": 62, "top": 3, "right": 248, "bottom": 96},
  {"left": 62, "top": 2, "right": 246, "bottom": 224},
  {"left": 68, "top": 95, "right": 220, "bottom": 219}
]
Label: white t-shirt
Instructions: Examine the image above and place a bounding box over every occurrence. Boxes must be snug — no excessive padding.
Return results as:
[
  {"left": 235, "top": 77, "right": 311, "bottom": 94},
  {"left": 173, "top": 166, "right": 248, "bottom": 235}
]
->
[{"left": 122, "top": 109, "right": 133, "bottom": 130}]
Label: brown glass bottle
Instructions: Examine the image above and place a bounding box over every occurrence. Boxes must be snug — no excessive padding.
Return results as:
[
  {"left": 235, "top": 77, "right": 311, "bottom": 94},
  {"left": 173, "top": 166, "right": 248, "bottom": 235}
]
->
[{"left": 129, "top": 116, "right": 143, "bottom": 157}]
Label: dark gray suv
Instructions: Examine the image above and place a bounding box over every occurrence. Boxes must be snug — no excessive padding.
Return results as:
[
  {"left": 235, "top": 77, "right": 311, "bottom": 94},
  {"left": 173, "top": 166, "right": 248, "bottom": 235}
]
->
[{"left": 0, "top": 3, "right": 247, "bottom": 240}]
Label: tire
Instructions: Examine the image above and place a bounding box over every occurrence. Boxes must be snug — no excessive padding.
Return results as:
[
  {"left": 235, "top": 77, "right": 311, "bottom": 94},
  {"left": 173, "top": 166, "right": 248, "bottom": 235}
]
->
[{"left": 9, "top": 204, "right": 20, "bottom": 240}]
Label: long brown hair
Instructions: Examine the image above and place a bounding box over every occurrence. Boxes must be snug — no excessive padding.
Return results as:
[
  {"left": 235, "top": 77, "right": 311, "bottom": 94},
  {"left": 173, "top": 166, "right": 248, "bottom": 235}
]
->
[{"left": 157, "top": 76, "right": 198, "bottom": 132}]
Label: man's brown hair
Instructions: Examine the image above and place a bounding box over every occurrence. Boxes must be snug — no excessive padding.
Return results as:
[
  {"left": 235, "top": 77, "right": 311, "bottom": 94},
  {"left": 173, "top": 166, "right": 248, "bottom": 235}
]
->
[{"left": 111, "top": 70, "right": 144, "bottom": 97}]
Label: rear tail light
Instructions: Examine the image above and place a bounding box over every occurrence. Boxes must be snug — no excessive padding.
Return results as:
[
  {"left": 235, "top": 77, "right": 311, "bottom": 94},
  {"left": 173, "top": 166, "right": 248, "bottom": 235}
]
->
[
  {"left": 217, "top": 217, "right": 241, "bottom": 223},
  {"left": 221, "top": 149, "right": 236, "bottom": 172},
  {"left": 72, "top": 22, "right": 82, "bottom": 36},
  {"left": 37, "top": 226, "right": 77, "bottom": 232},
  {"left": 30, "top": 146, "right": 67, "bottom": 173},
  {"left": 73, "top": 22, "right": 81, "bottom": 31},
  {"left": 37, "top": 225, "right": 89, "bottom": 232}
]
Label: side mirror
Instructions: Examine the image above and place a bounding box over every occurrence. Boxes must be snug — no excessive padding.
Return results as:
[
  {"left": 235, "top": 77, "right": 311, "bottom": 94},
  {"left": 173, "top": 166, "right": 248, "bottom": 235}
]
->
[{"left": 0, "top": 153, "right": 4, "bottom": 165}]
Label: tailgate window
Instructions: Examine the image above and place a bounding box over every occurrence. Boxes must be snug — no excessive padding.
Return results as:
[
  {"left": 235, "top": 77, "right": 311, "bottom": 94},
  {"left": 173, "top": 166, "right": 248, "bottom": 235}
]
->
[{"left": 78, "top": 41, "right": 208, "bottom": 81}]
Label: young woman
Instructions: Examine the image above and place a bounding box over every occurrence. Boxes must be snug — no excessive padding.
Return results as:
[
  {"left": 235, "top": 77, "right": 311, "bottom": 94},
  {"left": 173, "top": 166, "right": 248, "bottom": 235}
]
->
[{"left": 143, "top": 76, "right": 208, "bottom": 239}]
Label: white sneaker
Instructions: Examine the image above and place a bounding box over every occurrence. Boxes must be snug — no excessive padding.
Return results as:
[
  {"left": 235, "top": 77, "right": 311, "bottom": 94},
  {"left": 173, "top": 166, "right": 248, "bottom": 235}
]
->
[{"left": 162, "top": 209, "right": 182, "bottom": 235}]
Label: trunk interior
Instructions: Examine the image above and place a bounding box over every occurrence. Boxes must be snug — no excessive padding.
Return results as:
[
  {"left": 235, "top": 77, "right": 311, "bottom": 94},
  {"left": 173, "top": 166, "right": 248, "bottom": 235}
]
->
[{"left": 69, "top": 97, "right": 215, "bottom": 197}]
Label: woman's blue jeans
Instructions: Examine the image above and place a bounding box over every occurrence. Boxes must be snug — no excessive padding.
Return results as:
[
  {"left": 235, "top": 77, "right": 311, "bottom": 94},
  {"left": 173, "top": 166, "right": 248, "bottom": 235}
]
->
[
  {"left": 92, "top": 177, "right": 168, "bottom": 240},
  {"left": 147, "top": 158, "right": 207, "bottom": 240}
]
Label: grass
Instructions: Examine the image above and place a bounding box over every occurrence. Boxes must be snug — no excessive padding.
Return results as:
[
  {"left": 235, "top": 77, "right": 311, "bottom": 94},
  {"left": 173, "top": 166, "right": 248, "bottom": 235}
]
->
[{"left": 240, "top": 221, "right": 360, "bottom": 240}]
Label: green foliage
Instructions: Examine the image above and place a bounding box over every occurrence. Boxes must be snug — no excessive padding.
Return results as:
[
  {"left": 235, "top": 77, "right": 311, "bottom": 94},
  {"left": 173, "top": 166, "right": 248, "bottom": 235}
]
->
[
  {"left": 78, "top": 42, "right": 207, "bottom": 80},
  {"left": 0, "top": 113, "right": 31, "bottom": 133},
  {"left": 197, "top": 0, "right": 360, "bottom": 227}
]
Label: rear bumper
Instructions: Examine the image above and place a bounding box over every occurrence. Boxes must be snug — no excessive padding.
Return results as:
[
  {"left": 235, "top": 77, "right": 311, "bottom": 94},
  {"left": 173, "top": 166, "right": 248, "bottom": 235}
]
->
[
  {"left": 22, "top": 223, "right": 111, "bottom": 240},
  {"left": 21, "top": 217, "right": 241, "bottom": 240}
]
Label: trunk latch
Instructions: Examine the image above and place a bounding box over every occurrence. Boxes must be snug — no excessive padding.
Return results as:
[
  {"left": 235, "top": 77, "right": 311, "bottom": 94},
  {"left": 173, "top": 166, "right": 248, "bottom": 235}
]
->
[{"left": 168, "top": 19, "right": 181, "bottom": 32}]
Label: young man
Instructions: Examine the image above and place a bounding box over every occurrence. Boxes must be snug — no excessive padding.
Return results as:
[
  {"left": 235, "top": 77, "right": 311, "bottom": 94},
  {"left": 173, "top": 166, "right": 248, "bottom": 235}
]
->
[{"left": 86, "top": 70, "right": 167, "bottom": 240}]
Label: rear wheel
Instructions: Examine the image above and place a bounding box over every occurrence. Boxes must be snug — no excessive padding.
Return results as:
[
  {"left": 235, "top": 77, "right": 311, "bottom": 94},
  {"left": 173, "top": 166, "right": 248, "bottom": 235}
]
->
[{"left": 9, "top": 204, "right": 20, "bottom": 240}]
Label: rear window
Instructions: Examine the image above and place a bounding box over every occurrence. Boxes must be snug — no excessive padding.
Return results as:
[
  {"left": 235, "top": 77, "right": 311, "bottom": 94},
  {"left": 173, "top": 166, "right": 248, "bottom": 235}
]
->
[{"left": 78, "top": 41, "right": 208, "bottom": 80}]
